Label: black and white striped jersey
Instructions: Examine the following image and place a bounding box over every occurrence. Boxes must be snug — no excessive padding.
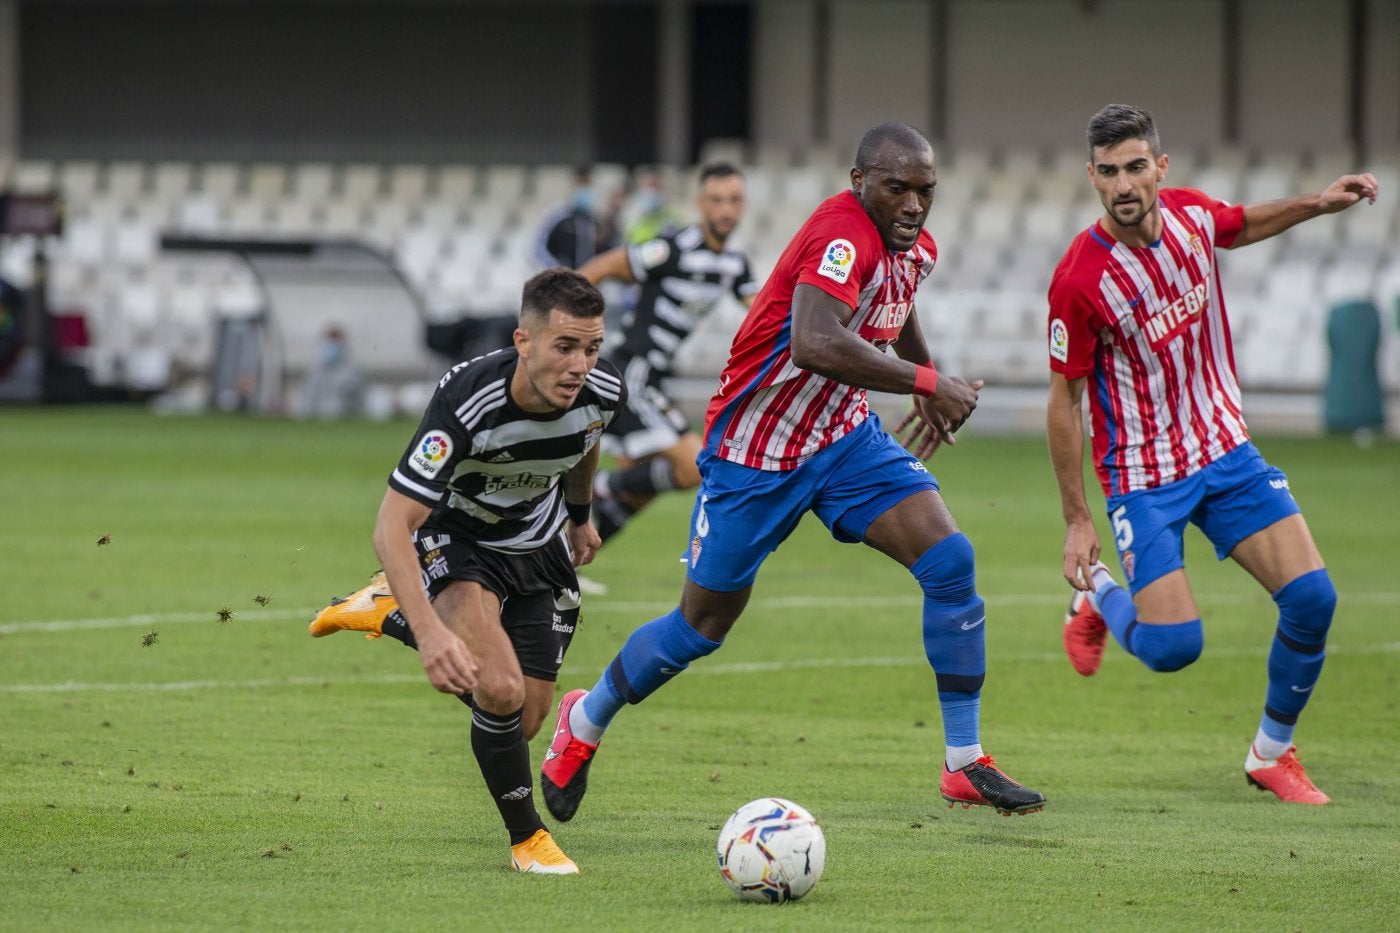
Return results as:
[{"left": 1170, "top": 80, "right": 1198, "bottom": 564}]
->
[
  {"left": 388, "top": 348, "right": 626, "bottom": 553},
  {"left": 615, "top": 223, "right": 757, "bottom": 379}
]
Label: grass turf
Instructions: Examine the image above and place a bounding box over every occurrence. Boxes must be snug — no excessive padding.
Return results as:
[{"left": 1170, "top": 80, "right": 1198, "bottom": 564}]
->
[{"left": 2, "top": 406, "right": 1397, "bottom": 930}]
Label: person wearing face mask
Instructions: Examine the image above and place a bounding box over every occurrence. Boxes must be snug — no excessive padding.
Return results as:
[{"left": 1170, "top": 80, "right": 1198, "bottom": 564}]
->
[
  {"left": 532, "top": 166, "right": 621, "bottom": 271},
  {"left": 301, "top": 324, "right": 364, "bottom": 419},
  {"left": 621, "top": 169, "right": 682, "bottom": 246}
]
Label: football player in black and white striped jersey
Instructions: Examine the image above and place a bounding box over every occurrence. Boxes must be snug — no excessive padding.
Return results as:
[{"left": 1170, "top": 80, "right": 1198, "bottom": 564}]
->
[
  {"left": 578, "top": 163, "right": 758, "bottom": 546},
  {"left": 309, "top": 268, "right": 625, "bottom": 874}
]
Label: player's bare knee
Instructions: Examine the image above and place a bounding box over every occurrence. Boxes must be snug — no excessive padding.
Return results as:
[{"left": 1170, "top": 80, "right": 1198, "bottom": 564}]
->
[{"left": 472, "top": 670, "right": 526, "bottom": 713}]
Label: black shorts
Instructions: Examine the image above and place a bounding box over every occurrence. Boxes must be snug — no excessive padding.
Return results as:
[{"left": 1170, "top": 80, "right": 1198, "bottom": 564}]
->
[
  {"left": 413, "top": 526, "right": 580, "bottom": 682},
  {"left": 604, "top": 382, "right": 691, "bottom": 460}
]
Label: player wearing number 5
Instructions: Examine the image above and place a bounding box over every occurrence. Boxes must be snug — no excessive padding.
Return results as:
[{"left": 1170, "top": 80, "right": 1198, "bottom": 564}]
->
[{"left": 1046, "top": 104, "right": 1379, "bottom": 804}]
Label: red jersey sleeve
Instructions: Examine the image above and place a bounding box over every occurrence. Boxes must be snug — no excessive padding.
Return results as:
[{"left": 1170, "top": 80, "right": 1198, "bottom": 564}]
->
[
  {"left": 1166, "top": 187, "right": 1245, "bottom": 248},
  {"left": 1046, "top": 236, "right": 1102, "bottom": 379},
  {"left": 793, "top": 195, "right": 881, "bottom": 309}
]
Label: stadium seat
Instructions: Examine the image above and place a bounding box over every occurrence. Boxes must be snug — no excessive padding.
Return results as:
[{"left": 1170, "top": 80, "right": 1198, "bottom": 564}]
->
[
  {"left": 247, "top": 164, "right": 289, "bottom": 200},
  {"left": 435, "top": 165, "right": 479, "bottom": 203},
  {"left": 10, "top": 159, "right": 54, "bottom": 193},
  {"left": 482, "top": 164, "right": 529, "bottom": 205},
  {"left": 105, "top": 161, "right": 148, "bottom": 202},
  {"left": 291, "top": 162, "right": 336, "bottom": 202},
  {"left": 530, "top": 164, "right": 576, "bottom": 207},
  {"left": 151, "top": 162, "right": 195, "bottom": 204},
  {"left": 340, "top": 164, "right": 383, "bottom": 203},
  {"left": 387, "top": 163, "right": 431, "bottom": 205},
  {"left": 197, "top": 163, "right": 242, "bottom": 199},
  {"left": 59, "top": 161, "right": 102, "bottom": 202},
  {"left": 112, "top": 217, "right": 159, "bottom": 265},
  {"left": 174, "top": 194, "right": 225, "bottom": 234}
]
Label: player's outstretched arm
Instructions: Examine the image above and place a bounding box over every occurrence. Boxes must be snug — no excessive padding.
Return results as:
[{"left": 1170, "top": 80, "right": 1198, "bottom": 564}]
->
[
  {"left": 577, "top": 246, "right": 636, "bottom": 286},
  {"left": 373, "top": 488, "right": 479, "bottom": 694},
  {"left": 1231, "top": 172, "right": 1380, "bottom": 248},
  {"left": 1047, "top": 373, "right": 1100, "bottom": 591}
]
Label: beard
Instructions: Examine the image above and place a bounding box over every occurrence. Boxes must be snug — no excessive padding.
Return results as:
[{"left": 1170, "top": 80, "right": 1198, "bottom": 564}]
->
[{"left": 1113, "top": 197, "right": 1156, "bottom": 227}]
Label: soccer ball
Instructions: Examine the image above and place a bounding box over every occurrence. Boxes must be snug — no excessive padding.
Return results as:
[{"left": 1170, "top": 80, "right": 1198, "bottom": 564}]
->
[{"left": 716, "top": 797, "right": 826, "bottom": 903}]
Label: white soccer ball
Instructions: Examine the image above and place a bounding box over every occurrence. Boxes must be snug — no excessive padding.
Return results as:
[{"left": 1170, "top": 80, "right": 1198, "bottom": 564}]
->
[{"left": 716, "top": 797, "right": 826, "bottom": 903}]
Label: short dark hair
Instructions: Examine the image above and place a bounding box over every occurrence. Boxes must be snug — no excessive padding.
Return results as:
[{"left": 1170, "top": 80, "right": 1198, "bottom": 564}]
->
[
  {"left": 698, "top": 162, "right": 742, "bottom": 184},
  {"left": 519, "top": 268, "right": 605, "bottom": 326},
  {"left": 854, "top": 122, "right": 932, "bottom": 172},
  {"left": 1087, "top": 104, "right": 1161, "bottom": 157}
]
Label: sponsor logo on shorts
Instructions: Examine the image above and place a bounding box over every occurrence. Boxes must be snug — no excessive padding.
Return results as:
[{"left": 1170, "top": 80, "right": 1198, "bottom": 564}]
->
[
  {"left": 817, "top": 239, "right": 855, "bottom": 283},
  {"left": 1049, "top": 318, "right": 1069, "bottom": 363},
  {"left": 410, "top": 431, "right": 454, "bottom": 479},
  {"left": 1269, "top": 478, "right": 1290, "bottom": 490},
  {"left": 908, "top": 459, "right": 928, "bottom": 474},
  {"left": 553, "top": 588, "right": 581, "bottom": 611},
  {"left": 551, "top": 614, "right": 575, "bottom": 635},
  {"left": 690, "top": 534, "right": 702, "bottom": 567},
  {"left": 424, "top": 554, "right": 449, "bottom": 581}
]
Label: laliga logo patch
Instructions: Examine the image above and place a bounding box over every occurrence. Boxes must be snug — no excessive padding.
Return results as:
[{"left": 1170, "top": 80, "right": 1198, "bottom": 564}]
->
[
  {"left": 410, "top": 430, "right": 454, "bottom": 479},
  {"left": 817, "top": 239, "right": 855, "bottom": 283},
  {"left": 1049, "top": 318, "right": 1069, "bottom": 363},
  {"left": 639, "top": 239, "right": 670, "bottom": 270}
]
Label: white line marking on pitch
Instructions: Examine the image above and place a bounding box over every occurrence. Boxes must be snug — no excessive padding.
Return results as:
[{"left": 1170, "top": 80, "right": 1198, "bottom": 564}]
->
[
  {"left": 3, "top": 643, "right": 1397, "bottom": 695},
  {"left": 6, "top": 590, "right": 1397, "bottom": 635}
]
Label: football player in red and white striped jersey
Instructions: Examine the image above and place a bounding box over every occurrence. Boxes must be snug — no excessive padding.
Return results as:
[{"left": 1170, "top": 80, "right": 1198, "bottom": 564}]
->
[{"left": 1047, "top": 103, "right": 1379, "bottom": 804}]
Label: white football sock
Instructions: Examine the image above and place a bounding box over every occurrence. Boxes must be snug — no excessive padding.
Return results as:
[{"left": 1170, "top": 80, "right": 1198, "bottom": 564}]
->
[
  {"left": 945, "top": 744, "right": 984, "bottom": 772},
  {"left": 1251, "top": 729, "right": 1291, "bottom": 762},
  {"left": 568, "top": 694, "right": 606, "bottom": 745}
]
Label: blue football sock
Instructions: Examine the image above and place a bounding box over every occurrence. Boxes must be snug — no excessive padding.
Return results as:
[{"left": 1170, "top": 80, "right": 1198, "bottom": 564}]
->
[
  {"left": 911, "top": 534, "right": 986, "bottom": 754},
  {"left": 1259, "top": 569, "right": 1335, "bottom": 751},
  {"left": 578, "top": 607, "right": 722, "bottom": 736},
  {"left": 1094, "top": 580, "right": 1138, "bottom": 654}
]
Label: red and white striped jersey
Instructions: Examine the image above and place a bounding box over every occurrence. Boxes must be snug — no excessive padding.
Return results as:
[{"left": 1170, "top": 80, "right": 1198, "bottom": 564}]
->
[
  {"left": 703, "top": 191, "right": 937, "bottom": 471},
  {"left": 1048, "top": 187, "right": 1249, "bottom": 496}
]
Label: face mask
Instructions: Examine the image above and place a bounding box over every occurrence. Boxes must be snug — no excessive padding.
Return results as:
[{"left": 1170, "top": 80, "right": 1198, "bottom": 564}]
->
[
  {"left": 322, "top": 340, "right": 344, "bottom": 366},
  {"left": 637, "top": 191, "right": 662, "bottom": 214},
  {"left": 573, "top": 188, "right": 595, "bottom": 213}
]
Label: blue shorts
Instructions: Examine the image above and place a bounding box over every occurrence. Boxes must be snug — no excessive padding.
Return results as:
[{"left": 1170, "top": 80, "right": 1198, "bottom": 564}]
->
[
  {"left": 1104, "top": 442, "right": 1300, "bottom": 594},
  {"left": 685, "top": 415, "right": 939, "bottom": 592}
]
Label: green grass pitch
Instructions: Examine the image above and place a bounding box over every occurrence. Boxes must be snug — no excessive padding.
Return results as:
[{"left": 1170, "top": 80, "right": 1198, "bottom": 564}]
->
[{"left": 2, "top": 406, "right": 1397, "bottom": 931}]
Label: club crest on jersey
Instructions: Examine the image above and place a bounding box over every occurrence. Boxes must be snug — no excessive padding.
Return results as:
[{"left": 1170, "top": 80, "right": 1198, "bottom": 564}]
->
[
  {"left": 1188, "top": 233, "right": 1206, "bottom": 259},
  {"left": 639, "top": 239, "right": 670, "bottom": 269},
  {"left": 410, "top": 431, "right": 454, "bottom": 479},
  {"left": 818, "top": 239, "right": 855, "bottom": 283},
  {"left": 1049, "top": 318, "right": 1069, "bottom": 363},
  {"left": 584, "top": 419, "right": 604, "bottom": 450}
]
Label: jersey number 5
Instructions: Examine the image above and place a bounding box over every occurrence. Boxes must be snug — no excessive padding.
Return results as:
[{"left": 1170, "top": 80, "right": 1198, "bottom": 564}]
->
[{"left": 1110, "top": 505, "right": 1134, "bottom": 551}]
